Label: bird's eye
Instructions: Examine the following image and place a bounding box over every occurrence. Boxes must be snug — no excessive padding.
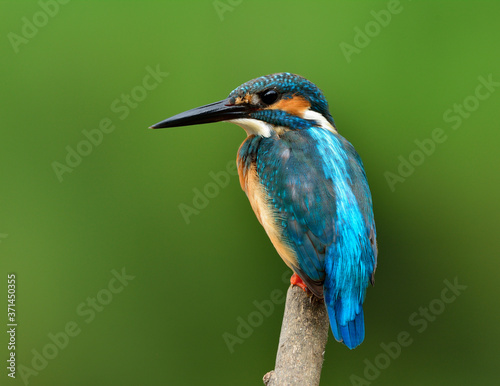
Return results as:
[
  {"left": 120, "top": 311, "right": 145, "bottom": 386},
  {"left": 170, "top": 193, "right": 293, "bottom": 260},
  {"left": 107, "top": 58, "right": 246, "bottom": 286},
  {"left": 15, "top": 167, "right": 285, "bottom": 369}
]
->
[{"left": 260, "top": 89, "right": 279, "bottom": 105}]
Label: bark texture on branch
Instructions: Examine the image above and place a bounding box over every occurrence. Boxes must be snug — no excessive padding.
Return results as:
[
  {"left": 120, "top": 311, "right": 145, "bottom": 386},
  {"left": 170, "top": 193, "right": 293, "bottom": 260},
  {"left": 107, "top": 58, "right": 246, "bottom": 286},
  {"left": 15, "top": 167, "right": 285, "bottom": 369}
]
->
[{"left": 263, "top": 285, "right": 330, "bottom": 386}]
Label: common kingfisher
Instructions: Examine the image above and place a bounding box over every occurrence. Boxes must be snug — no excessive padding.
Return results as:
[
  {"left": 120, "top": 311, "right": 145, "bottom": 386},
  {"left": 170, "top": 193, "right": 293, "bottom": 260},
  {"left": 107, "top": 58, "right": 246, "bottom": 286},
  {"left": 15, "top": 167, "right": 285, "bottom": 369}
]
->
[{"left": 151, "top": 73, "right": 377, "bottom": 349}]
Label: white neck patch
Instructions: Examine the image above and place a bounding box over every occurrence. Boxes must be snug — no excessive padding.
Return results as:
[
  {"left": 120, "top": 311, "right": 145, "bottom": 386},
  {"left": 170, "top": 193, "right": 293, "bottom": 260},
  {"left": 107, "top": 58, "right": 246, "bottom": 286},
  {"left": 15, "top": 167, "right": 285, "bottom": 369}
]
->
[
  {"left": 229, "top": 109, "right": 336, "bottom": 138},
  {"left": 302, "top": 109, "right": 337, "bottom": 133},
  {"left": 229, "top": 118, "right": 273, "bottom": 138}
]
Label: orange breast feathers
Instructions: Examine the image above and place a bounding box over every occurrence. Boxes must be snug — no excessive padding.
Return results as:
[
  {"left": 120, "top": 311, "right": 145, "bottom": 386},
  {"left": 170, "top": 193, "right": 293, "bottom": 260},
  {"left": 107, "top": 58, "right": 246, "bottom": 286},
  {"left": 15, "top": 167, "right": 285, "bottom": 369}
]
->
[{"left": 237, "top": 160, "right": 298, "bottom": 271}]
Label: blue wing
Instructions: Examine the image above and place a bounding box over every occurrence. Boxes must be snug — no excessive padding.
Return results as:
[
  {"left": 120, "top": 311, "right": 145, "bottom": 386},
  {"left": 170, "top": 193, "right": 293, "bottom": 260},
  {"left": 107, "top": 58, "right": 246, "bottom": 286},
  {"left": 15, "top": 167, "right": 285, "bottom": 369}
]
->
[
  {"left": 308, "top": 128, "right": 377, "bottom": 349},
  {"left": 240, "top": 127, "right": 377, "bottom": 349}
]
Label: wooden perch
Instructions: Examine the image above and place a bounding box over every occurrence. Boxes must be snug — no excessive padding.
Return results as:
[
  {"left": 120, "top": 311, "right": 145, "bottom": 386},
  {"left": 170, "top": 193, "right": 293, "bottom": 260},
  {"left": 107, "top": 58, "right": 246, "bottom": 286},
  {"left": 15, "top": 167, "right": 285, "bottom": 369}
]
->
[{"left": 263, "top": 285, "right": 330, "bottom": 386}]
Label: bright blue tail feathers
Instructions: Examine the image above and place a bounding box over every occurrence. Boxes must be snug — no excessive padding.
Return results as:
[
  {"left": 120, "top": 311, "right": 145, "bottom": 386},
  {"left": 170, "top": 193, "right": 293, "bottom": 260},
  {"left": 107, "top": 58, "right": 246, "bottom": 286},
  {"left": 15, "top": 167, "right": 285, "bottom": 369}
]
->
[{"left": 326, "top": 300, "right": 365, "bottom": 349}]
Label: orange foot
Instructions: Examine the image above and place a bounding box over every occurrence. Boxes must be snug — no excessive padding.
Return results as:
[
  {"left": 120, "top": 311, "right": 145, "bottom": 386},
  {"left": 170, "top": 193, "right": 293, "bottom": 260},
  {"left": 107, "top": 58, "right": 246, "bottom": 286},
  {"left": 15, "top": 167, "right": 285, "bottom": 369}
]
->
[{"left": 290, "top": 273, "right": 309, "bottom": 293}]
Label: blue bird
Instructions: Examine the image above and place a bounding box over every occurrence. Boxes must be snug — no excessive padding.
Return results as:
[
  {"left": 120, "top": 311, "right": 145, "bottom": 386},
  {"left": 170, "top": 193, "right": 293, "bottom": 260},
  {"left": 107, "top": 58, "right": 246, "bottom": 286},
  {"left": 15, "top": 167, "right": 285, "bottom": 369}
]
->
[{"left": 150, "top": 73, "right": 377, "bottom": 349}]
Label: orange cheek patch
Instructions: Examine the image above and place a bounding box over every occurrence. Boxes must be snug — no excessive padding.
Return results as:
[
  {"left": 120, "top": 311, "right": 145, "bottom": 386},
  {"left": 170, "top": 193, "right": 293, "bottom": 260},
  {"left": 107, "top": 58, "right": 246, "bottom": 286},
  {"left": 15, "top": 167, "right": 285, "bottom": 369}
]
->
[{"left": 270, "top": 95, "right": 311, "bottom": 117}]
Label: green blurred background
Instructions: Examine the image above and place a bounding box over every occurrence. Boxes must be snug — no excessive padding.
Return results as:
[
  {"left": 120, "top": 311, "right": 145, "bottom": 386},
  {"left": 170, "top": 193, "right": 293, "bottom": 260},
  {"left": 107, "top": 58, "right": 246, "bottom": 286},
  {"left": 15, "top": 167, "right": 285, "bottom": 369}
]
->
[{"left": 1, "top": 1, "right": 499, "bottom": 385}]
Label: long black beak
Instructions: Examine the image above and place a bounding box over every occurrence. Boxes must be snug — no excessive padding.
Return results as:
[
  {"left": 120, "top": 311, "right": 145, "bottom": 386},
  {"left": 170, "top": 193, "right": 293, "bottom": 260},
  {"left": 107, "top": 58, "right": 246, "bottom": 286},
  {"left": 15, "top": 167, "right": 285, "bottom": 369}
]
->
[{"left": 150, "top": 98, "right": 253, "bottom": 129}]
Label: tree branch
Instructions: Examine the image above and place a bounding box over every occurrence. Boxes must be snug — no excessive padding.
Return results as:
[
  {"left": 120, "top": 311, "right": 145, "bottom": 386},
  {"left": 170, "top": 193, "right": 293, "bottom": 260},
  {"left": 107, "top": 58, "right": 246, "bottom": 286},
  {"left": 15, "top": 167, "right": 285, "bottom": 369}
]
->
[{"left": 263, "top": 285, "right": 330, "bottom": 386}]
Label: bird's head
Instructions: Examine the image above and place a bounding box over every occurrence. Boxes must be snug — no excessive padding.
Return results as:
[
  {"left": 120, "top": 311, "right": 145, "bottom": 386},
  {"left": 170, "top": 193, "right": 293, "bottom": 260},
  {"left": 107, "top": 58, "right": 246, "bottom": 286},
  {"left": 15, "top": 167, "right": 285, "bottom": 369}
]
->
[{"left": 150, "top": 72, "right": 336, "bottom": 137}]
